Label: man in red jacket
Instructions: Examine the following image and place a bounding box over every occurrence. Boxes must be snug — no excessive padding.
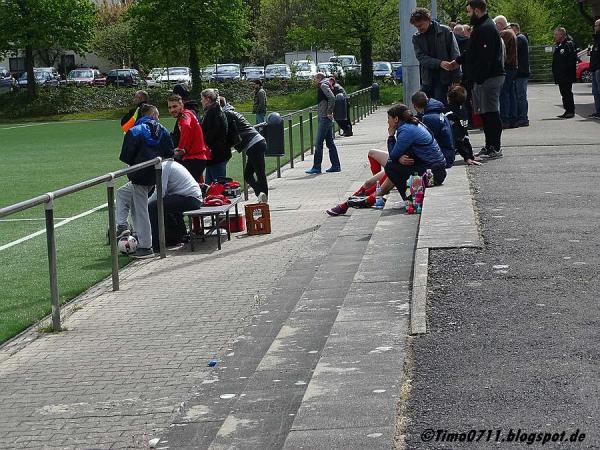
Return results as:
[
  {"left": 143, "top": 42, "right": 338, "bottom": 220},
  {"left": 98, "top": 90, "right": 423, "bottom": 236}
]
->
[{"left": 168, "top": 94, "right": 211, "bottom": 182}]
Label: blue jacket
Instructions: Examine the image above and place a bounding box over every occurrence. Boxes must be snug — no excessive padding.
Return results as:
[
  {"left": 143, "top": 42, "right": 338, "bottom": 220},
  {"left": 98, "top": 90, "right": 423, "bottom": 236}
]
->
[
  {"left": 120, "top": 116, "right": 174, "bottom": 186},
  {"left": 418, "top": 98, "right": 455, "bottom": 168},
  {"left": 387, "top": 122, "right": 446, "bottom": 169}
]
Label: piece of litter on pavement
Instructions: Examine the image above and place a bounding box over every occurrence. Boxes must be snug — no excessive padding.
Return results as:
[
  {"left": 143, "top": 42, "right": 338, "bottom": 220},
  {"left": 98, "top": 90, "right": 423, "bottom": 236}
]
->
[
  {"left": 149, "top": 438, "right": 160, "bottom": 448},
  {"left": 493, "top": 265, "right": 509, "bottom": 270},
  {"left": 219, "top": 394, "right": 236, "bottom": 399},
  {"left": 208, "top": 359, "right": 218, "bottom": 367}
]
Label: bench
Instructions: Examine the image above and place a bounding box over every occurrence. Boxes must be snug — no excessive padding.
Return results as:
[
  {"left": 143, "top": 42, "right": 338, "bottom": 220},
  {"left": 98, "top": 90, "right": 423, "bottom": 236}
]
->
[{"left": 183, "top": 196, "right": 242, "bottom": 250}]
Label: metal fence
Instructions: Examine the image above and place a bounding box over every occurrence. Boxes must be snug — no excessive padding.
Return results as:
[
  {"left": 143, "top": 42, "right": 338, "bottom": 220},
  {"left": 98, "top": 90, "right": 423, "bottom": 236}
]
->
[{"left": 0, "top": 85, "right": 377, "bottom": 333}]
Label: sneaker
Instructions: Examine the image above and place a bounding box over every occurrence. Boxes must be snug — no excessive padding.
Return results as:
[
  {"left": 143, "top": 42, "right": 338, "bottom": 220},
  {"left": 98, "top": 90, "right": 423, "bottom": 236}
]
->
[
  {"left": 256, "top": 192, "right": 268, "bottom": 203},
  {"left": 130, "top": 248, "right": 155, "bottom": 259},
  {"left": 483, "top": 148, "right": 503, "bottom": 159},
  {"left": 347, "top": 196, "right": 369, "bottom": 208},
  {"left": 475, "top": 146, "right": 489, "bottom": 157},
  {"left": 326, "top": 204, "right": 348, "bottom": 216},
  {"left": 305, "top": 167, "right": 321, "bottom": 174},
  {"left": 557, "top": 112, "right": 574, "bottom": 119},
  {"left": 589, "top": 113, "right": 600, "bottom": 119},
  {"left": 325, "top": 166, "right": 341, "bottom": 173},
  {"left": 517, "top": 121, "right": 530, "bottom": 127},
  {"left": 116, "top": 225, "right": 131, "bottom": 239}
]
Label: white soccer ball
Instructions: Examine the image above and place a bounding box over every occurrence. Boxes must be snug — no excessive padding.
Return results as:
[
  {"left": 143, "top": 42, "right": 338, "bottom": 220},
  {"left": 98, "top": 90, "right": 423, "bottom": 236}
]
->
[{"left": 118, "top": 235, "right": 138, "bottom": 255}]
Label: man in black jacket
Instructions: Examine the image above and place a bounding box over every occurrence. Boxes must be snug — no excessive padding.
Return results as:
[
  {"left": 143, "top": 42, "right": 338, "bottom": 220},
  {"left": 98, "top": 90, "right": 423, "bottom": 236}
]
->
[
  {"left": 511, "top": 23, "right": 531, "bottom": 126},
  {"left": 552, "top": 27, "right": 577, "bottom": 119},
  {"left": 589, "top": 19, "right": 600, "bottom": 118},
  {"left": 200, "top": 88, "right": 230, "bottom": 183},
  {"left": 411, "top": 8, "right": 461, "bottom": 104},
  {"left": 444, "top": 0, "right": 505, "bottom": 159},
  {"left": 119, "top": 104, "right": 174, "bottom": 258}
]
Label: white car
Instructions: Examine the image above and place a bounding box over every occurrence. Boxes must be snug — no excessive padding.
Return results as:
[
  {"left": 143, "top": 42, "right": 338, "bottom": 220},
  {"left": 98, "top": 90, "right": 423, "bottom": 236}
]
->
[
  {"left": 144, "top": 67, "right": 165, "bottom": 87},
  {"left": 317, "top": 62, "right": 345, "bottom": 78},
  {"left": 156, "top": 67, "right": 192, "bottom": 88},
  {"left": 265, "top": 64, "right": 292, "bottom": 80},
  {"left": 291, "top": 60, "right": 317, "bottom": 80},
  {"left": 201, "top": 65, "right": 216, "bottom": 82},
  {"left": 330, "top": 55, "right": 358, "bottom": 68}
]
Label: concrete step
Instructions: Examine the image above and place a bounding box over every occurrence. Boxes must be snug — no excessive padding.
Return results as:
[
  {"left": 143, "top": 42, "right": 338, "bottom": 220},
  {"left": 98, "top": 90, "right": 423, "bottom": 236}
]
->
[
  {"left": 162, "top": 206, "right": 384, "bottom": 449},
  {"left": 283, "top": 193, "right": 419, "bottom": 449}
]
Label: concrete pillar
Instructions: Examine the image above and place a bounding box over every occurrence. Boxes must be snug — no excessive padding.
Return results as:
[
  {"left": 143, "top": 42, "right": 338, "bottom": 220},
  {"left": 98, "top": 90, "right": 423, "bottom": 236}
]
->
[{"left": 400, "top": 0, "right": 420, "bottom": 109}]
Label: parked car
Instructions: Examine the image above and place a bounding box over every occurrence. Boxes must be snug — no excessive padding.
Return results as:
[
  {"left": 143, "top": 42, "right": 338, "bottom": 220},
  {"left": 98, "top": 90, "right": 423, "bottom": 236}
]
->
[
  {"left": 0, "top": 66, "right": 16, "bottom": 94},
  {"left": 212, "top": 64, "right": 241, "bottom": 82},
  {"left": 576, "top": 49, "right": 591, "bottom": 83},
  {"left": 201, "top": 65, "right": 216, "bottom": 82},
  {"left": 330, "top": 55, "right": 358, "bottom": 68},
  {"left": 66, "top": 68, "right": 101, "bottom": 86},
  {"left": 144, "top": 67, "right": 165, "bottom": 87},
  {"left": 17, "top": 68, "right": 61, "bottom": 88},
  {"left": 344, "top": 64, "right": 362, "bottom": 74},
  {"left": 373, "top": 61, "right": 393, "bottom": 81},
  {"left": 264, "top": 64, "right": 292, "bottom": 80},
  {"left": 391, "top": 61, "right": 403, "bottom": 82},
  {"left": 93, "top": 74, "right": 107, "bottom": 87},
  {"left": 243, "top": 66, "right": 265, "bottom": 81},
  {"left": 106, "top": 68, "right": 140, "bottom": 87},
  {"left": 291, "top": 60, "right": 317, "bottom": 80},
  {"left": 317, "top": 62, "right": 345, "bottom": 78},
  {"left": 156, "top": 67, "right": 192, "bottom": 87}
]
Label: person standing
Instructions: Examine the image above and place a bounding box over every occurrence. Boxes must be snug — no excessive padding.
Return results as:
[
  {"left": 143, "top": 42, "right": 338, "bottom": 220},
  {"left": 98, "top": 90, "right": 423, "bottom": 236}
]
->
[
  {"left": 200, "top": 88, "right": 230, "bottom": 183},
  {"left": 511, "top": 23, "right": 530, "bottom": 126},
  {"left": 120, "top": 90, "right": 148, "bottom": 133},
  {"left": 453, "top": 25, "right": 470, "bottom": 54},
  {"left": 589, "top": 19, "right": 600, "bottom": 118},
  {"left": 410, "top": 8, "right": 461, "bottom": 104},
  {"left": 331, "top": 77, "right": 353, "bottom": 137},
  {"left": 444, "top": 0, "right": 505, "bottom": 159},
  {"left": 552, "top": 27, "right": 577, "bottom": 119},
  {"left": 252, "top": 80, "right": 267, "bottom": 124},
  {"left": 119, "top": 104, "right": 174, "bottom": 258},
  {"left": 495, "top": 15, "right": 518, "bottom": 129},
  {"left": 306, "top": 73, "right": 341, "bottom": 174},
  {"left": 167, "top": 94, "right": 210, "bottom": 182}
]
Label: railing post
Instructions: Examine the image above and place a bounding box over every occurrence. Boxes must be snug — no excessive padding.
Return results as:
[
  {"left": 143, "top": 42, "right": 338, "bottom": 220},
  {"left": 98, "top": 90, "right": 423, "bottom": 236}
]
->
[
  {"left": 241, "top": 150, "right": 248, "bottom": 200},
  {"left": 154, "top": 159, "right": 166, "bottom": 258},
  {"left": 309, "top": 109, "right": 314, "bottom": 155},
  {"left": 106, "top": 176, "right": 119, "bottom": 291},
  {"left": 44, "top": 194, "right": 61, "bottom": 332},
  {"left": 288, "top": 118, "right": 294, "bottom": 168},
  {"left": 299, "top": 115, "right": 305, "bottom": 161},
  {"left": 277, "top": 156, "right": 281, "bottom": 178}
]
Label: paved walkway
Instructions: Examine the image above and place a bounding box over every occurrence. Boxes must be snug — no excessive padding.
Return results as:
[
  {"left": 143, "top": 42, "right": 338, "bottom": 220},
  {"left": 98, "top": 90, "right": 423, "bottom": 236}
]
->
[{"left": 0, "top": 108, "right": 401, "bottom": 449}]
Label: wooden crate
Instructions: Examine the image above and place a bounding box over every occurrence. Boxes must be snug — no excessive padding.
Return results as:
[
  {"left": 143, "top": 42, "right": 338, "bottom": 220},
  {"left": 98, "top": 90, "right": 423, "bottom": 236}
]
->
[{"left": 245, "top": 203, "right": 271, "bottom": 235}]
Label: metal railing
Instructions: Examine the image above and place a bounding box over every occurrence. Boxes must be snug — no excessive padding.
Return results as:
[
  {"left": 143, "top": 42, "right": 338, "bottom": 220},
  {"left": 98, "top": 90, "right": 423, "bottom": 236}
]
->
[{"left": 0, "top": 158, "right": 168, "bottom": 332}]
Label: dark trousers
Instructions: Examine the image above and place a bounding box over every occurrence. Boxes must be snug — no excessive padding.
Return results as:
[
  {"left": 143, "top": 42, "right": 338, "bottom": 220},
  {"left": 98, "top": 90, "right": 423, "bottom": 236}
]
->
[
  {"left": 481, "top": 111, "right": 502, "bottom": 150},
  {"left": 245, "top": 141, "right": 268, "bottom": 197},
  {"left": 149, "top": 194, "right": 202, "bottom": 250},
  {"left": 384, "top": 160, "right": 446, "bottom": 200},
  {"left": 181, "top": 159, "right": 206, "bottom": 183},
  {"left": 422, "top": 83, "right": 449, "bottom": 105},
  {"left": 558, "top": 82, "right": 575, "bottom": 114},
  {"left": 335, "top": 103, "right": 353, "bottom": 135}
]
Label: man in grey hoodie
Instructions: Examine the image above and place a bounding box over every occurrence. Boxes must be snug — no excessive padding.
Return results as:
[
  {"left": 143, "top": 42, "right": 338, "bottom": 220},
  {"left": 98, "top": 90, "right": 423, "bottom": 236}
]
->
[{"left": 306, "top": 73, "right": 341, "bottom": 174}]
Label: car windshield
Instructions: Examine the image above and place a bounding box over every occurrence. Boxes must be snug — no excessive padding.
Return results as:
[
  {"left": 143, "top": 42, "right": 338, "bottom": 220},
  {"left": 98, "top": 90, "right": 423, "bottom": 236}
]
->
[
  {"left": 150, "top": 68, "right": 164, "bottom": 76},
  {"left": 294, "top": 62, "right": 311, "bottom": 71},
  {"left": 216, "top": 65, "right": 239, "bottom": 74},
  {"left": 203, "top": 66, "right": 215, "bottom": 74},
  {"left": 69, "top": 70, "right": 93, "bottom": 78},
  {"left": 374, "top": 62, "right": 390, "bottom": 71},
  {"left": 164, "top": 68, "right": 188, "bottom": 75},
  {"left": 339, "top": 57, "right": 354, "bottom": 66},
  {"left": 34, "top": 72, "right": 47, "bottom": 80},
  {"left": 245, "top": 68, "right": 263, "bottom": 74}
]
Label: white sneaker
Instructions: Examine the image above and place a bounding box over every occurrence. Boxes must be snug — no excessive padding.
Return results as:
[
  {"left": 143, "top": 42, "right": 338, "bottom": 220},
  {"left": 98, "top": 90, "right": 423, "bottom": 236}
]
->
[{"left": 257, "top": 192, "right": 268, "bottom": 203}]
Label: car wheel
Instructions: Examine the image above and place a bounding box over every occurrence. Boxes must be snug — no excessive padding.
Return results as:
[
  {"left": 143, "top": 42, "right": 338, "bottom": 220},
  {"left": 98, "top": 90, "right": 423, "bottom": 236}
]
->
[{"left": 581, "top": 70, "right": 592, "bottom": 83}]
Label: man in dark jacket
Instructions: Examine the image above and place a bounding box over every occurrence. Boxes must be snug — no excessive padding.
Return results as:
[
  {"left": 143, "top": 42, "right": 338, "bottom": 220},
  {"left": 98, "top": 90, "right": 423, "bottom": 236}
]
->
[
  {"left": 120, "top": 90, "right": 148, "bottom": 134},
  {"left": 445, "top": 0, "right": 505, "bottom": 159},
  {"left": 552, "top": 27, "right": 577, "bottom": 118},
  {"left": 511, "top": 23, "right": 531, "bottom": 126},
  {"left": 200, "top": 88, "right": 230, "bottom": 183},
  {"left": 331, "top": 78, "right": 353, "bottom": 136},
  {"left": 252, "top": 81, "right": 267, "bottom": 124},
  {"left": 453, "top": 25, "right": 470, "bottom": 54},
  {"left": 119, "top": 104, "right": 174, "bottom": 258},
  {"left": 411, "top": 8, "right": 461, "bottom": 104},
  {"left": 589, "top": 19, "right": 600, "bottom": 118}
]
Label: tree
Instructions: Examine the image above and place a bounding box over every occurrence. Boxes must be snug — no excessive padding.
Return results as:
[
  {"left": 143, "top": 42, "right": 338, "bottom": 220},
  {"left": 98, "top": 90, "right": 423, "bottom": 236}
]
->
[{"left": 0, "top": 0, "right": 97, "bottom": 98}]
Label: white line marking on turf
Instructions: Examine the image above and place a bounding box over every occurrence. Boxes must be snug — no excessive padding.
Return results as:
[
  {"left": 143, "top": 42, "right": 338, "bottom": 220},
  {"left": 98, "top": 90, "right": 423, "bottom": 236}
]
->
[
  {"left": 0, "top": 218, "right": 69, "bottom": 222},
  {"left": 0, "top": 204, "right": 107, "bottom": 251},
  {"left": 0, "top": 119, "right": 107, "bottom": 130}
]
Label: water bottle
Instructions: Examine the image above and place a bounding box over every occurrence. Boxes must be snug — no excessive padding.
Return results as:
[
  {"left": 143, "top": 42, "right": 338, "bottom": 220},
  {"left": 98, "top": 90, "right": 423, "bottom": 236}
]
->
[
  {"left": 375, "top": 181, "right": 384, "bottom": 209},
  {"left": 426, "top": 169, "right": 434, "bottom": 187}
]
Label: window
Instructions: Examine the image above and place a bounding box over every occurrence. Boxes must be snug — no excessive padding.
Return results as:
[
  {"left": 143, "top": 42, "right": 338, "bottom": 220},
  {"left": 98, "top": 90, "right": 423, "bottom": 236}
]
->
[{"left": 9, "top": 57, "right": 25, "bottom": 73}]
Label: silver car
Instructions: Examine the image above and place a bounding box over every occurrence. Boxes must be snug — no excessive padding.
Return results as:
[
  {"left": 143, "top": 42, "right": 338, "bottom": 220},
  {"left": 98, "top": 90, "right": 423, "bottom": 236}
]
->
[{"left": 0, "top": 67, "right": 16, "bottom": 94}]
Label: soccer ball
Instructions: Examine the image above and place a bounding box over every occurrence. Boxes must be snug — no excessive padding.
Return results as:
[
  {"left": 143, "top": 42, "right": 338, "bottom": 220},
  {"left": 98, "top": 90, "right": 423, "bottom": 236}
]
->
[{"left": 117, "top": 235, "right": 138, "bottom": 255}]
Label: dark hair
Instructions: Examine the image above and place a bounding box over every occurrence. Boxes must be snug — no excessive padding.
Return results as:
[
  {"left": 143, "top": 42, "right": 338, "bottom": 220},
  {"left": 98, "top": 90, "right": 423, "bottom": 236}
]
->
[
  {"left": 139, "top": 104, "right": 158, "bottom": 117},
  {"left": 447, "top": 85, "right": 467, "bottom": 106},
  {"left": 167, "top": 94, "right": 183, "bottom": 103},
  {"left": 410, "top": 8, "right": 432, "bottom": 24},
  {"left": 387, "top": 103, "right": 419, "bottom": 125},
  {"left": 253, "top": 79, "right": 263, "bottom": 87},
  {"left": 173, "top": 84, "right": 190, "bottom": 100},
  {"left": 510, "top": 22, "right": 520, "bottom": 31},
  {"left": 467, "top": 0, "right": 487, "bottom": 12},
  {"left": 411, "top": 91, "right": 428, "bottom": 109}
]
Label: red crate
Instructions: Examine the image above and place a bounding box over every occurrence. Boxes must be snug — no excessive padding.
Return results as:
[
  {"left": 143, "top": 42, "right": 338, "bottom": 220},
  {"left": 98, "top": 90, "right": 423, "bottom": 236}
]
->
[{"left": 245, "top": 204, "right": 271, "bottom": 235}]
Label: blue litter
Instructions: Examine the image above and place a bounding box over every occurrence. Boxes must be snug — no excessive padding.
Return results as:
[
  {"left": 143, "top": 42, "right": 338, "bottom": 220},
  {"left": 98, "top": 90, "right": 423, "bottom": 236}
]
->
[{"left": 208, "top": 359, "right": 218, "bottom": 367}]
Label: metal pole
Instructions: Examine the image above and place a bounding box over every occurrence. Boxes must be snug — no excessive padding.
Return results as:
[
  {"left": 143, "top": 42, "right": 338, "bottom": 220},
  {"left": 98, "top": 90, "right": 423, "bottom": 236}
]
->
[
  {"left": 241, "top": 150, "right": 248, "bottom": 200},
  {"left": 44, "top": 195, "right": 61, "bottom": 332},
  {"left": 431, "top": 0, "right": 438, "bottom": 20},
  {"left": 288, "top": 118, "right": 294, "bottom": 168},
  {"left": 309, "top": 110, "right": 314, "bottom": 154},
  {"left": 277, "top": 156, "right": 281, "bottom": 177},
  {"left": 401, "top": 0, "right": 420, "bottom": 111},
  {"left": 106, "top": 177, "right": 119, "bottom": 291},
  {"left": 299, "top": 115, "right": 305, "bottom": 161},
  {"left": 154, "top": 160, "right": 166, "bottom": 258}
]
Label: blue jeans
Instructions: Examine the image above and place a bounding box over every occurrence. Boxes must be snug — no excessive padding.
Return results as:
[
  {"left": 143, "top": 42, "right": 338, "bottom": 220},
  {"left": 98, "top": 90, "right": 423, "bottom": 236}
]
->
[
  {"left": 499, "top": 69, "right": 517, "bottom": 124},
  {"left": 255, "top": 113, "right": 265, "bottom": 124},
  {"left": 313, "top": 117, "right": 340, "bottom": 169},
  {"left": 205, "top": 162, "right": 227, "bottom": 184},
  {"left": 514, "top": 77, "right": 529, "bottom": 124},
  {"left": 592, "top": 69, "right": 600, "bottom": 114}
]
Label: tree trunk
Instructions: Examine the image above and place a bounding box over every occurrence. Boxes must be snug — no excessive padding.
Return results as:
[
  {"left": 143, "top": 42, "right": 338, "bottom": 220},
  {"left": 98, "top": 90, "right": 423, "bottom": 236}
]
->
[
  {"left": 360, "top": 35, "right": 373, "bottom": 88},
  {"left": 188, "top": 40, "right": 201, "bottom": 97},
  {"left": 25, "top": 45, "right": 36, "bottom": 100}
]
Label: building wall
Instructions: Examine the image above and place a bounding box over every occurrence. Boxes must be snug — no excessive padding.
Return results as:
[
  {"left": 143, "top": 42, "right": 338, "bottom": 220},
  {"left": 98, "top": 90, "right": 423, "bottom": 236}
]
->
[{"left": 0, "top": 51, "right": 115, "bottom": 76}]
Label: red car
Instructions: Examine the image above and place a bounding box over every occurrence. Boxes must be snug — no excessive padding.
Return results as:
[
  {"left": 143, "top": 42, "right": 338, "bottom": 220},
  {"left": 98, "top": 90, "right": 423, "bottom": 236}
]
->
[{"left": 576, "top": 48, "right": 591, "bottom": 83}]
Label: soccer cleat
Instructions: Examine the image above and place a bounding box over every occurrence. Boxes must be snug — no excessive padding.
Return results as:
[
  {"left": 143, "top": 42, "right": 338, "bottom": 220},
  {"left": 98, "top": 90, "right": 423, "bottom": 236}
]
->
[
  {"left": 305, "top": 167, "right": 322, "bottom": 174},
  {"left": 347, "top": 196, "right": 369, "bottom": 208},
  {"left": 326, "top": 204, "right": 348, "bottom": 216}
]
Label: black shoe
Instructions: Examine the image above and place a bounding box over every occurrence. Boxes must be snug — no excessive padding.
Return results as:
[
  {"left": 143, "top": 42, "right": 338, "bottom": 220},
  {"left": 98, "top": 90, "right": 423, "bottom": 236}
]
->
[
  {"left": 475, "top": 146, "right": 489, "bottom": 157},
  {"left": 557, "top": 112, "right": 575, "bottom": 119},
  {"left": 347, "top": 196, "right": 369, "bottom": 208},
  {"left": 481, "top": 147, "right": 503, "bottom": 159}
]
